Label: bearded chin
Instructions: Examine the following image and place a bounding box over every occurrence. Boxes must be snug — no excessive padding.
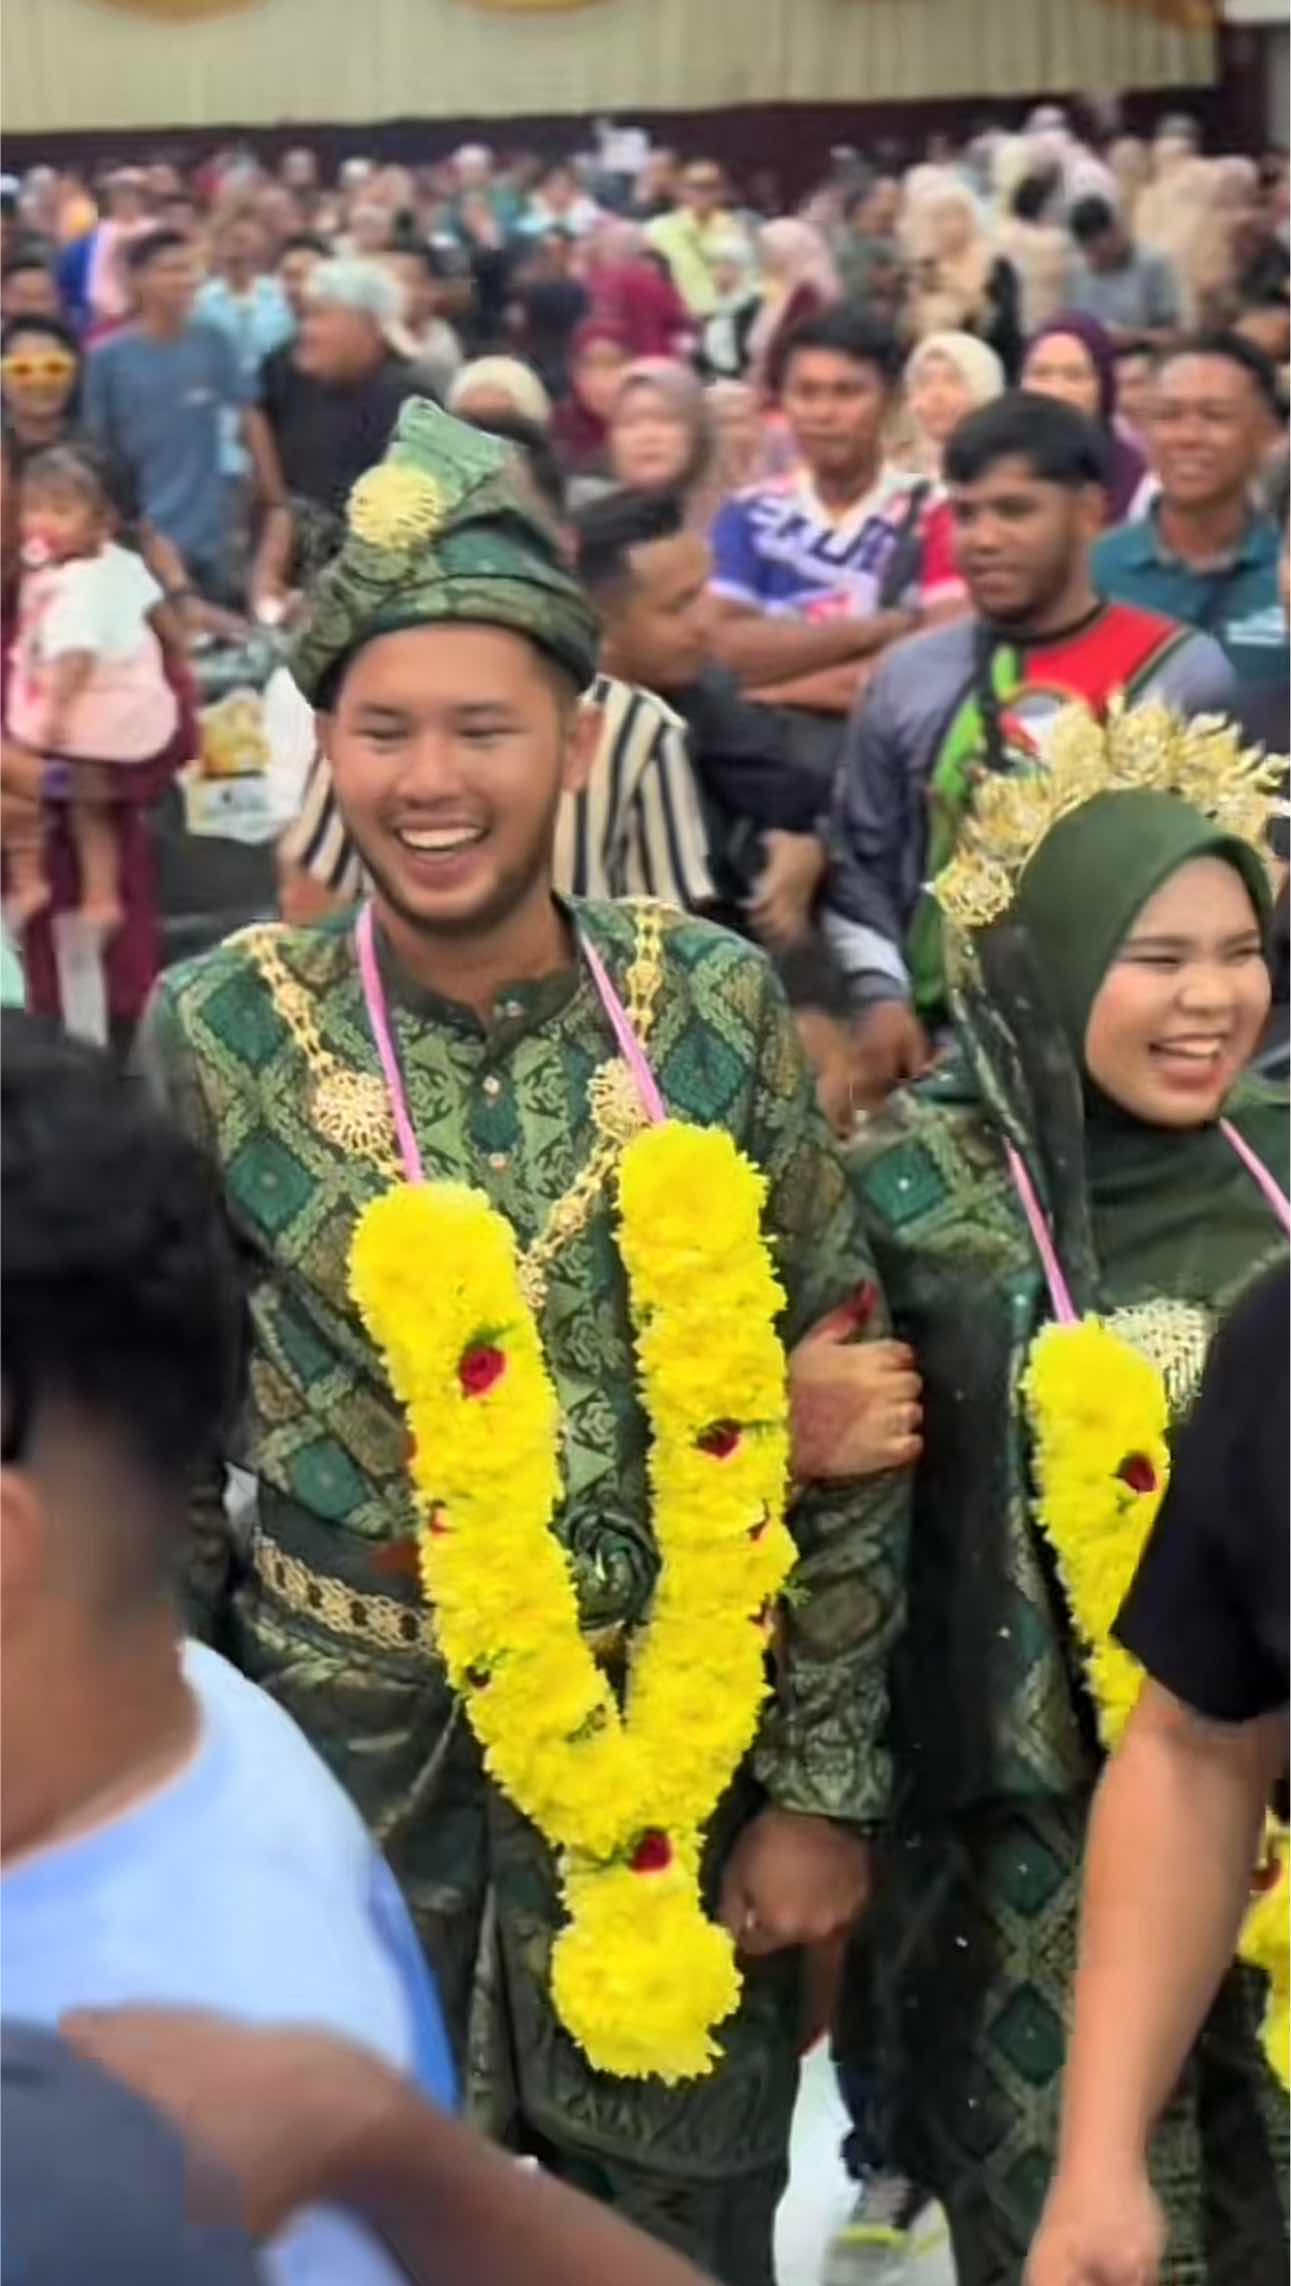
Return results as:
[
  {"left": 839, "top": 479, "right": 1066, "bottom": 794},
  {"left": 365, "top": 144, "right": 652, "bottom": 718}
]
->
[{"left": 343, "top": 810, "right": 560, "bottom": 944}]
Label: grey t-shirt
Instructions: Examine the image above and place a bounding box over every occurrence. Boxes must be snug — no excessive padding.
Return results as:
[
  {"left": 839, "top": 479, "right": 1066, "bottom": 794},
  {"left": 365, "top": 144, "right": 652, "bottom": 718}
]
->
[
  {"left": 1068, "top": 252, "right": 1180, "bottom": 334},
  {"left": 83, "top": 322, "right": 251, "bottom": 576}
]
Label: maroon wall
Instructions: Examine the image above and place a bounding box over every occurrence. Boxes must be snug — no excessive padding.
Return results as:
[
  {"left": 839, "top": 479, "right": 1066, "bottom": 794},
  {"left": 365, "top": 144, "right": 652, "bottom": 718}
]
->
[{"left": 3, "top": 73, "right": 1265, "bottom": 201}]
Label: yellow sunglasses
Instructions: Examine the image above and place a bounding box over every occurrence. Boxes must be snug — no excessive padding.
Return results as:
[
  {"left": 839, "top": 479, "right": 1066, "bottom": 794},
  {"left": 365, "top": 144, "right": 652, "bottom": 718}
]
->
[{"left": 1, "top": 352, "right": 77, "bottom": 384}]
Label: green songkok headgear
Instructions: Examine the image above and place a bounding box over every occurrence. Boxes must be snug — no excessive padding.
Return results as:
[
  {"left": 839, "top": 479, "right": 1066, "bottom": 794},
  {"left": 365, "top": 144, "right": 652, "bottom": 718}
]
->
[{"left": 288, "top": 395, "right": 600, "bottom": 704}]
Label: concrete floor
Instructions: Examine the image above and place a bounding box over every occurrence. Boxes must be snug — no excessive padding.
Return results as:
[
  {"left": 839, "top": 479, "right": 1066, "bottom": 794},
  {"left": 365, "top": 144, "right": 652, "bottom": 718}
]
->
[{"left": 776, "top": 2044, "right": 956, "bottom": 2286}]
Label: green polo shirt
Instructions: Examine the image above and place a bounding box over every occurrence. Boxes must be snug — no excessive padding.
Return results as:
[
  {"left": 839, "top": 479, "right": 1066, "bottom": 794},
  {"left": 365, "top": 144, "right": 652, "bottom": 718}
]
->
[{"left": 1094, "top": 506, "right": 1288, "bottom": 685}]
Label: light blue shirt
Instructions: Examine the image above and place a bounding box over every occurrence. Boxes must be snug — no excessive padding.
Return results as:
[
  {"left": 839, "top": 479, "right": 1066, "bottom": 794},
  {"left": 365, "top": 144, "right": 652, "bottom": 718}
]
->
[
  {"left": 2, "top": 1641, "right": 456, "bottom": 2286},
  {"left": 195, "top": 275, "right": 295, "bottom": 382}
]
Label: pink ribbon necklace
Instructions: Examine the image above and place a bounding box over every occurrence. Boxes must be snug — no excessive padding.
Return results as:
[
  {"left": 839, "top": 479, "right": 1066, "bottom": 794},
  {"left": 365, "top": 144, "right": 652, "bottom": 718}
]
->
[
  {"left": 354, "top": 903, "right": 664, "bottom": 1188},
  {"left": 1003, "top": 1123, "right": 1290, "bottom": 1327}
]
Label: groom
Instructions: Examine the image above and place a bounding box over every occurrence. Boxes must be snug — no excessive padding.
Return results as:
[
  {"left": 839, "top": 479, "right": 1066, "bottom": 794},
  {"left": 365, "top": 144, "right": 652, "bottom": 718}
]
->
[{"left": 142, "top": 399, "right": 911, "bottom": 2285}]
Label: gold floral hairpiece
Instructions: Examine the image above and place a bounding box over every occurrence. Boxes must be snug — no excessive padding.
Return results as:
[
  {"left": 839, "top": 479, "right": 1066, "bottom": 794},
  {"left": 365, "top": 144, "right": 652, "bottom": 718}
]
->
[{"left": 934, "top": 695, "right": 1287, "bottom": 932}]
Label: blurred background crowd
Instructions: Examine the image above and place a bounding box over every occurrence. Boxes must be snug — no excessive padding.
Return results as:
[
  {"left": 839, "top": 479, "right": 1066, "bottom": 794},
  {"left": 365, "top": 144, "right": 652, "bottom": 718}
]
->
[{"left": 2, "top": 102, "right": 1287, "bottom": 1106}]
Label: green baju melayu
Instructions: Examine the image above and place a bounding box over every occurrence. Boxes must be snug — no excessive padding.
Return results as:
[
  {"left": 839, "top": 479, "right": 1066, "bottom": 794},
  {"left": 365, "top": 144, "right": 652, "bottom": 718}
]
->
[
  {"left": 142, "top": 894, "right": 909, "bottom": 2284},
  {"left": 845, "top": 794, "right": 1289, "bottom": 2284}
]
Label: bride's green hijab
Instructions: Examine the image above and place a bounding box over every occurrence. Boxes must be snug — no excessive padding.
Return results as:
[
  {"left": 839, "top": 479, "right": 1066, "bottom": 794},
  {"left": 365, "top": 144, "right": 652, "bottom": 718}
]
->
[{"left": 1007, "top": 787, "right": 1285, "bottom": 1304}]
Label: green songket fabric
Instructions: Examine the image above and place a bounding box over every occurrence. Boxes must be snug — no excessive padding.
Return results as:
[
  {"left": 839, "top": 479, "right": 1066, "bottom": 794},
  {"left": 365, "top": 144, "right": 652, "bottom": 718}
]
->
[{"left": 140, "top": 898, "right": 908, "bottom": 2214}]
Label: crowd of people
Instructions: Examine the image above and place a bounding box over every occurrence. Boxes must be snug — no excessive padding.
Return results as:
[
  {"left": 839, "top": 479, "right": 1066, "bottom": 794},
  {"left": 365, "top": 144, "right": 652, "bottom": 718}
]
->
[{"left": 0, "top": 95, "right": 1289, "bottom": 2286}]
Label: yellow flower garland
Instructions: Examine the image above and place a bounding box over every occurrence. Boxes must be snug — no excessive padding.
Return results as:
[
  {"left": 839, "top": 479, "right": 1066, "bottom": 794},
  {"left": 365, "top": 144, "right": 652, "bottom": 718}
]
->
[
  {"left": 1025, "top": 1318, "right": 1289, "bottom": 2086},
  {"left": 350, "top": 1120, "right": 795, "bottom": 2081}
]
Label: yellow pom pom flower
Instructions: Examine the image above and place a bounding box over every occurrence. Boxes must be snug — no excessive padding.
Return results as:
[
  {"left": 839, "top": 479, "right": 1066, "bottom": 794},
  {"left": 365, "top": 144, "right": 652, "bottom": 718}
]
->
[
  {"left": 348, "top": 461, "right": 447, "bottom": 552},
  {"left": 1024, "top": 1311, "right": 1288, "bottom": 2087},
  {"left": 349, "top": 1118, "right": 793, "bottom": 2081}
]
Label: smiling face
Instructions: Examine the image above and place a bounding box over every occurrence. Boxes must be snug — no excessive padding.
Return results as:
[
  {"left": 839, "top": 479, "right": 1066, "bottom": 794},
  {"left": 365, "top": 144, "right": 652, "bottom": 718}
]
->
[
  {"left": 1150, "top": 351, "right": 1273, "bottom": 512},
  {"left": 320, "top": 622, "right": 595, "bottom": 941},
  {"left": 1085, "top": 857, "right": 1269, "bottom": 1126},
  {"left": 0, "top": 328, "right": 80, "bottom": 430}
]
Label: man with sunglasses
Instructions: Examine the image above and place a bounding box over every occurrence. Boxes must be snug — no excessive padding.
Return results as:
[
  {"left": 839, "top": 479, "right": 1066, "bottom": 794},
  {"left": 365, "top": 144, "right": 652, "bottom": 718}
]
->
[{"left": 645, "top": 163, "right": 749, "bottom": 319}]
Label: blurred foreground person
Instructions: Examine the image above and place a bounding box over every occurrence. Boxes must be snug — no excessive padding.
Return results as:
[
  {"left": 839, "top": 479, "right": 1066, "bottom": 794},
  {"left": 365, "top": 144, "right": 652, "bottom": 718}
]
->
[
  {"left": 55, "top": 2008, "right": 710, "bottom": 2286},
  {"left": 1028, "top": 1265, "right": 1288, "bottom": 2286},
  {"left": 0, "top": 1014, "right": 455, "bottom": 2285}
]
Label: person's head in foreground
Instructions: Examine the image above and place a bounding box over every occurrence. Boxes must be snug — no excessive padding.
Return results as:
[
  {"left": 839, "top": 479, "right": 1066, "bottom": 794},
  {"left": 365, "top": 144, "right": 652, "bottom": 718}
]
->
[
  {"left": 292, "top": 398, "right": 600, "bottom": 957},
  {"left": 904, "top": 330, "right": 1005, "bottom": 471},
  {"left": 937, "top": 708, "right": 1277, "bottom": 1136},
  {"left": 942, "top": 389, "right": 1109, "bottom": 629},
  {"left": 574, "top": 487, "right": 712, "bottom": 695},
  {"left": 770, "top": 303, "right": 905, "bottom": 491},
  {"left": 1149, "top": 332, "right": 1284, "bottom": 518},
  {"left": 1, "top": 1016, "right": 243, "bottom": 1864},
  {"left": 296, "top": 258, "right": 401, "bottom": 385}
]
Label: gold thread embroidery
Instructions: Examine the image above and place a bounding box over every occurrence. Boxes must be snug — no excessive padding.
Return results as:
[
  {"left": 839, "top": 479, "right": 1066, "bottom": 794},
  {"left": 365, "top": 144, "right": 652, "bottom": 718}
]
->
[
  {"left": 251, "top": 1531, "right": 436, "bottom": 1653},
  {"left": 1105, "top": 1299, "right": 1213, "bottom": 1416},
  {"left": 246, "top": 902, "right": 668, "bottom": 1308}
]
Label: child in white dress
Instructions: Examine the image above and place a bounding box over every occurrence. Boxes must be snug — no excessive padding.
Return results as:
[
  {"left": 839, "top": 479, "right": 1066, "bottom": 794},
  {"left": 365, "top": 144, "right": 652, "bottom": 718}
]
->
[{"left": 6, "top": 446, "right": 179, "bottom": 933}]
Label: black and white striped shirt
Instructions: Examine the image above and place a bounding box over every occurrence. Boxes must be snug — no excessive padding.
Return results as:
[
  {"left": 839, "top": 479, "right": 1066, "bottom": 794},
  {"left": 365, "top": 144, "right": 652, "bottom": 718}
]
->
[{"left": 279, "top": 673, "right": 717, "bottom": 913}]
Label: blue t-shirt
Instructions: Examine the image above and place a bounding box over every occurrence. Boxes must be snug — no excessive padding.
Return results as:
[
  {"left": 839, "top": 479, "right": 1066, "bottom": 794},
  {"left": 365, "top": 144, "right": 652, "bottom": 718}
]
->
[
  {"left": 1094, "top": 507, "right": 1289, "bottom": 686},
  {"left": 2, "top": 1641, "right": 455, "bottom": 2286},
  {"left": 82, "top": 323, "right": 252, "bottom": 575}
]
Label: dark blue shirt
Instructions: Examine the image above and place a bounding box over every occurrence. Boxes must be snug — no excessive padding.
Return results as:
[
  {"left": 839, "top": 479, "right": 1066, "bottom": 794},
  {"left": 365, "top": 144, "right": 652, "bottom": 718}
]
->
[{"left": 1094, "top": 506, "right": 1288, "bottom": 685}]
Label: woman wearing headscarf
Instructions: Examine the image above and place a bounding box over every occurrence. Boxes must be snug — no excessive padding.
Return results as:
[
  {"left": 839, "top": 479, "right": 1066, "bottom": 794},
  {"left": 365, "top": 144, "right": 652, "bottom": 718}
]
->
[
  {"left": 549, "top": 315, "right": 634, "bottom": 481},
  {"left": 1022, "top": 312, "right": 1153, "bottom": 526},
  {"left": 903, "top": 330, "right": 1005, "bottom": 479},
  {"left": 745, "top": 218, "right": 839, "bottom": 393},
  {"left": 905, "top": 177, "right": 1023, "bottom": 378},
  {"left": 845, "top": 704, "right": 1288, "bottom": 2284},
  {"left": 605, "top": 358, "right": 722, "bottom": 530}
]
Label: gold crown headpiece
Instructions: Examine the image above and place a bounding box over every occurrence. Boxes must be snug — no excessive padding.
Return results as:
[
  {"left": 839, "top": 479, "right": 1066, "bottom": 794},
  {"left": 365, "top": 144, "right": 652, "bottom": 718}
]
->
[{"left": 934, "top": 695, "right": 1287, "bottom": 933}]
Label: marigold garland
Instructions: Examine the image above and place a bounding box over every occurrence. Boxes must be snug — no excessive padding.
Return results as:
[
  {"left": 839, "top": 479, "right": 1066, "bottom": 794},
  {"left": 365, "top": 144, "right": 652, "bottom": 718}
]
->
[
  {"left": 1025, "top": 1317, "right": 1289, "bottom": 2087},
  {"left": 349, "top": 1120, "right": 795, "bottom": 2081}
]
